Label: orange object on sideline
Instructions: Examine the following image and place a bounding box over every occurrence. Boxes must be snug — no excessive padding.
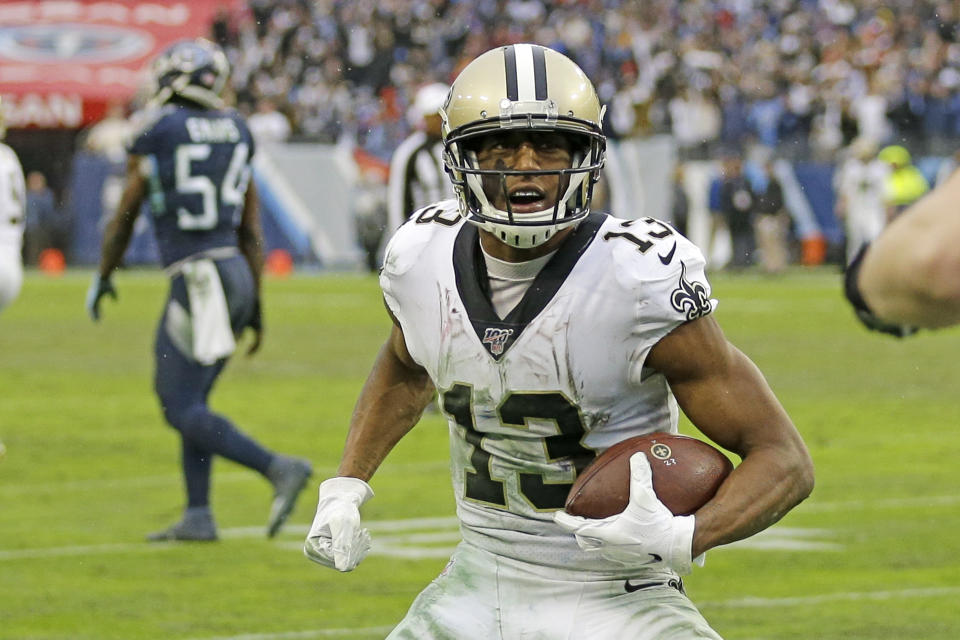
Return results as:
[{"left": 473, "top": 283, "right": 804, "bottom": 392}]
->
[
  {"left": 38, "top": 249, "right": 66, "bottom": 275},
  {"left": 800, "top": 235, "right": 826, "bottom": 266},
  {"left": 265, "top": 249, "right": 294, "bottom": 277}
]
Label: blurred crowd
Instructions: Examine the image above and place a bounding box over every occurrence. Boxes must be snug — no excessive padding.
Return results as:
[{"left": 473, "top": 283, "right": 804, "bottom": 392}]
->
[
  {"left": 207, "top": 0, "right": 960, "bottom": 162},
  {"left": 50, "top": 0, "right": 956, "bottom": 272}
]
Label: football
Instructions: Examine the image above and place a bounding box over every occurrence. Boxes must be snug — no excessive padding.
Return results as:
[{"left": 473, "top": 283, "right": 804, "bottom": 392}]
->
[{"left": 564, "top": 433, "right": 734, "bottom": 519}]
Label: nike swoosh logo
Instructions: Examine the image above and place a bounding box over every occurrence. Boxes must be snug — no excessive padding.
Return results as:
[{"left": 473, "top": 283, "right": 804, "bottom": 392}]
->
[
  {"left": 658, "top": 242, "right": 677, "bottom": 265},
  {"left": 624, "top": 580, "right": 660, "bottom": 593},
  {"left": 648, "top": 553, "right": 662, "bottom": 562}
]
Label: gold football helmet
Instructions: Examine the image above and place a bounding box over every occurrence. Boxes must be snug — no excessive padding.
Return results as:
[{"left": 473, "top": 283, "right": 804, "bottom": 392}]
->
[{"left": 441, "top": 44, "right": 606, "bottom": 248}]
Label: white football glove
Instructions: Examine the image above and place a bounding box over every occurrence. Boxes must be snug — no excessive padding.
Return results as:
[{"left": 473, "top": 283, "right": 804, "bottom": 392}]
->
[
  {"left": 303, "top": 477, "right": 374, "bottom": 572},
  {"left": 553, "top": 452, "right": 703, "bottom": 575}
]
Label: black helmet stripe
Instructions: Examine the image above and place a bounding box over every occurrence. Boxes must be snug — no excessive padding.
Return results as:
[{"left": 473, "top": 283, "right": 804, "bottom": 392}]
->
[
  {"left": 531, "top": 46, "right": 547, "bottom": 100},
  {"left": 504, "top": 45, "right": 519, "bottom": 101},
  {"left": 502, "top": 44, "right": 548, "bottom": 102}
]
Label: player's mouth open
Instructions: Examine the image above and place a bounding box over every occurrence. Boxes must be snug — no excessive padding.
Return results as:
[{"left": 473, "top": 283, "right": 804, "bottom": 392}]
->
[{"left": 508, "top": 188, "right": 548, "bottom": 212}]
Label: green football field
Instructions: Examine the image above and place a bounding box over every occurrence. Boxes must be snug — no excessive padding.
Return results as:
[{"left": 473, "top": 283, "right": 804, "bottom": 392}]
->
[{"left": 1, "top": 267, "right": 958, "bottom": 640}]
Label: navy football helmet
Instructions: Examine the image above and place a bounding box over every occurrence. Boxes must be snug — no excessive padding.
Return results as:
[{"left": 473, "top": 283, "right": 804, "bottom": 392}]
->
[{"left": 151, "top": 38, "right": 229, "bottom": 109}]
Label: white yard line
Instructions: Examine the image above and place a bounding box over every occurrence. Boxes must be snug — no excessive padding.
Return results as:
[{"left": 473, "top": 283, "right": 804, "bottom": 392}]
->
[
  {"left": 219, "top": 517, "right": 460, "bottom": 538},
  {"left": 0, "top": 463, "right": 451, "bottom": 495},
  {"left": 700, "top": 586, "right": 960, "bottom": 609},
  {"left": 1, "top": 517, "right": 838, "bottom": 562},
  {"left": 0, "top": 471, "right": 252, "bottom": 494},
  {"left": 3, "top": 490, "right": 954, "bottom": 562},
  {"left": 0, "top": 517, "right": 461, "bottom": 561},
  {"left": 802, "top": 495, "right": 960, "bottom": 512},
  {"left": 726, "top": 526, "right": 843, "bottom": 551},
  {"left": 0, "top": 542, "right": 181, "bottom": 561},
  {"left": 5, "top": 467, "right": 957, "bottom": 516}
]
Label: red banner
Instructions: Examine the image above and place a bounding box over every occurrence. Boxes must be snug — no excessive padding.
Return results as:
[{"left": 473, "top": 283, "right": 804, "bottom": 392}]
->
[{"left": 0, "top": 0, "right": 232, "bottom": 128}]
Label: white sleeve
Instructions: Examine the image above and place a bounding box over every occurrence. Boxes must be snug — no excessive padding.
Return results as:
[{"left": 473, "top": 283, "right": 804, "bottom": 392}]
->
[
  {"left": 620, "top": 234, "right": 717, "bottom": 384},
  {"left": 0, "top": 145, "right": 26, "bottom": 241},
  {"left": 378, "top": 215, "right": 446, "bottom": 369}
]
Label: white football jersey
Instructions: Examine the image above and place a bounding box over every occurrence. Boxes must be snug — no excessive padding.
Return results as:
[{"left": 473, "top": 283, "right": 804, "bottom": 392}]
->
[
  {"left": 836, "top": 157, "right": 889, "bottom": 260},
  {"left": 0, "top": 142, "right": 25, "bottom": 247},
  {"left": 381, "top": 200, "right": 717, "bottom": 579}
]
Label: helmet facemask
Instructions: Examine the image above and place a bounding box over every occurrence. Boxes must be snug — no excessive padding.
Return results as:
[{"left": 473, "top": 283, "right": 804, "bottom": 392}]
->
[{"left": 445, "top": 123, "right": 604, "bottom": 249}]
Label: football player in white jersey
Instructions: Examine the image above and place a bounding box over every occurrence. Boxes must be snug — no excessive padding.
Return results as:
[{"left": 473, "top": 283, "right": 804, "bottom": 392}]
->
[
  {"left": 305, "top": 44, "right": 814, "bottom": 639},
  {"left": 0, "top": 99, "right": 27, "bottom": 315},
  {"left": 835, "top": 138, "right": 890, "bottom": 264}
]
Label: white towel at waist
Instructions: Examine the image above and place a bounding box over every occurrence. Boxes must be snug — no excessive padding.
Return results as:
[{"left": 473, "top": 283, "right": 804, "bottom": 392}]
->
[{"left": 181, "top": 258, "right": 236, "bottom": 365}]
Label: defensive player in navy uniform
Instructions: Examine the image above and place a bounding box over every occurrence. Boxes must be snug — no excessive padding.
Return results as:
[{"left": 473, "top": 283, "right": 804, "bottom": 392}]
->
[
  {"left": 86, "top": 39, "right": 311, "bottom": 541},
  {"left": 304, "top": 45, "right": 814, "bottom": 638}
]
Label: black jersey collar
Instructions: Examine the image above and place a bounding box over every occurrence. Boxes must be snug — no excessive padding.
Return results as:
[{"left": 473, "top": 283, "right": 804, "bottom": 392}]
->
[{"left": 452, "top": 213, "right": 606, "bottom": 360}]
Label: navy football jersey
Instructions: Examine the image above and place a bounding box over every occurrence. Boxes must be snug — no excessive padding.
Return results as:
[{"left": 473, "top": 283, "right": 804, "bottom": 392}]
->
[{"left": 128, "top": 104, "right": 256, "bottom": 267}]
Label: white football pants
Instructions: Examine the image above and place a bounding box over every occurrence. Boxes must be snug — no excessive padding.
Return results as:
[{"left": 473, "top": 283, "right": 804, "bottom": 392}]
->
[
  {"left": 0, "top": 247, "right": 23, "bottom": 313},
  {"left": 386, "top": 541, "right": 723, "bottom": 640}
]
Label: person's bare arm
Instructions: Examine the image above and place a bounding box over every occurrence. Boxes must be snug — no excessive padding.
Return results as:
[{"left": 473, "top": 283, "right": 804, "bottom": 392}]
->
[
  {"left": 237, "top": 181, "right": 264, "bottom": 293},
  {"left": 97, "top": 156, "right": 147, "bottom": 277},
  {"left": 237, "top": 181, "right": 265, "bottom": 354},
  {"left": 646, "top": 315, "right": 814, "bottom": 557},
  {"left": 337, "top": 322, "right": 437, "bottom": 481},
  {"left": 857, "top": 169, "right": 960, "bottom": 328},
  {"left": 86, "top": 156, "right": 147, "bottom": 320}
]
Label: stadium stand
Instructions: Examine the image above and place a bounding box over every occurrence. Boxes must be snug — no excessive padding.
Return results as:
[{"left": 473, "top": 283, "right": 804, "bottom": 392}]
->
[{"left": 5, "top": 0, "right": 960, "bottom": 268}]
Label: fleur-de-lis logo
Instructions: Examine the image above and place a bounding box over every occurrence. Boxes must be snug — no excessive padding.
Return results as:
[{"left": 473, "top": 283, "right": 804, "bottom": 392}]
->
[
  {"left": 670, "top": 262, "right": 711, "bottom": 320},
  {"left": 650, "top": 443, "right": 672, "bottom": 460}
]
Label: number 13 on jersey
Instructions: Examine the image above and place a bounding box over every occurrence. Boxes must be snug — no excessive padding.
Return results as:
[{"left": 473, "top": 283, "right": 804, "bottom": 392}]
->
[{"left": 441, "top": 383, "right": 596, "bottom": 511}]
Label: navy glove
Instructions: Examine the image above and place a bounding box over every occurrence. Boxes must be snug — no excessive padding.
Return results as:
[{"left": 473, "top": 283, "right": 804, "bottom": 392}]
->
[
  {"left": 248, "top": 298, "right": 263, "bottom": 332},
  {"left": 86, "top": 274, "right": 117, "bottom": 321},
  {"left": 245, "top": 298, "right": 263, "bottom": 355},
  {"left": 843, "top": 244, "right": 918, "bottom": 338}
]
